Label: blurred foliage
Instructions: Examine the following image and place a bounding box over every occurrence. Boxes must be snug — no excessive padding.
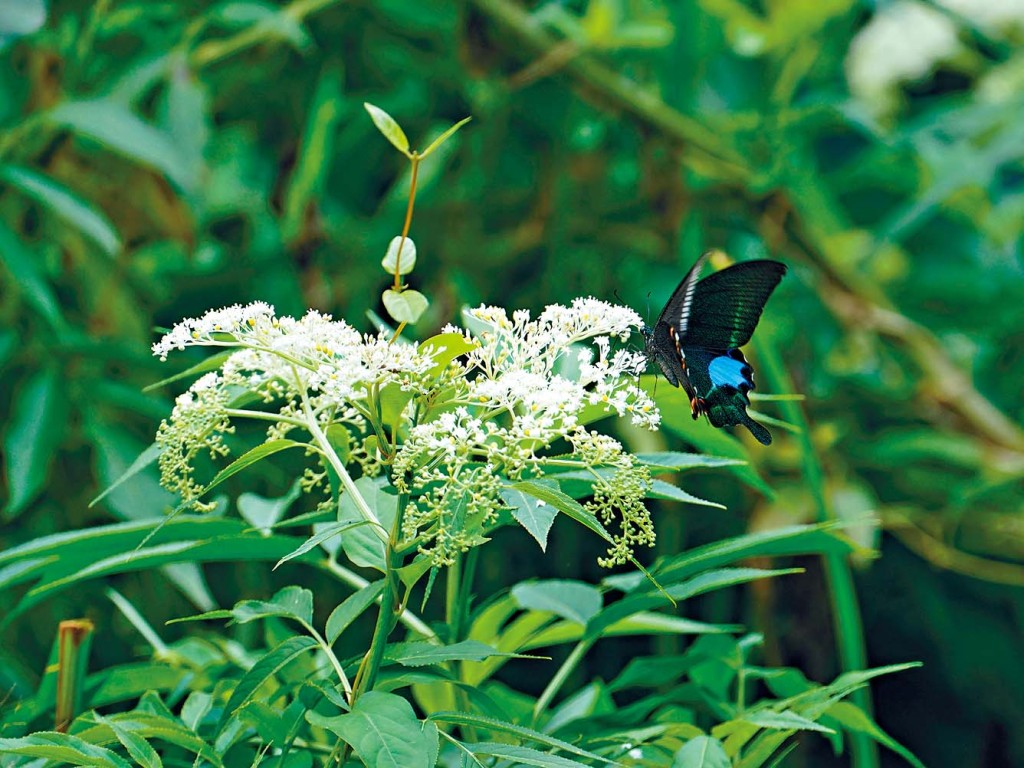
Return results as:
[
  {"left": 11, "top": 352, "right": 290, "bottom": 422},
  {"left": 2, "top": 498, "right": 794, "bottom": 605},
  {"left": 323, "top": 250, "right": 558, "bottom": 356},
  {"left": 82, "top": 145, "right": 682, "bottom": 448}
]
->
[{"left": 1, "top": 0, "right": 1023, "bottom": 766}]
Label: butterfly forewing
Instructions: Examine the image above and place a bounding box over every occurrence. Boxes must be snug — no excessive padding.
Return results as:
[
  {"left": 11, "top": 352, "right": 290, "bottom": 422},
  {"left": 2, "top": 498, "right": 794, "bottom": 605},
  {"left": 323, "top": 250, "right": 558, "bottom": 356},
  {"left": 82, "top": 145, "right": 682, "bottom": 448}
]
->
[{"left": 680, "top": 260, "right": 786, "bottom": 349}]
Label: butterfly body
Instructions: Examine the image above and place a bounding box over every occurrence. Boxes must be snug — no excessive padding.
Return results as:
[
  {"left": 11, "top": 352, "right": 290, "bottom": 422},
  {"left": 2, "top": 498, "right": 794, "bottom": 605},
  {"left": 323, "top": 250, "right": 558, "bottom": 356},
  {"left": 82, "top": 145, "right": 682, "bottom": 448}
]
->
[{"left": 642, "top": 254, "right": 786, "bottom": 445}]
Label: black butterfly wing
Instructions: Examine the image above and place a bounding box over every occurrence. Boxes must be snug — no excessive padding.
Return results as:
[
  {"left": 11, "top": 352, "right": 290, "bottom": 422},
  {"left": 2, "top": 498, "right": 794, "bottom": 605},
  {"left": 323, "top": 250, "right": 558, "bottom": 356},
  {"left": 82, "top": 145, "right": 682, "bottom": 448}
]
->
[
  {"left": 684, "top": 347, "right": 773, "bottom": 445},
  {"left": 679, "top": 260, "right": 786, "bottom": 350},
  {"left": 655, "top": 252, "right": 709, "bottom": 333}
]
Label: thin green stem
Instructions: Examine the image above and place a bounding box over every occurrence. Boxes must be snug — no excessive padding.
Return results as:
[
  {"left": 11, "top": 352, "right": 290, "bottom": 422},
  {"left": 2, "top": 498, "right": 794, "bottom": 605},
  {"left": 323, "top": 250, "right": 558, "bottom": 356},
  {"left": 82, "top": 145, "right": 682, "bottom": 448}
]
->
[
  {"left": 299, "top": 620, "right": 352, "bottom": 698},
  {"left": 532, "top": 637, "right": 594, "bottom": 725},
  {"left": 350, "top": 493, "right": 409, "bottom": 700},
  {"left": 392, "top": 157, "right": 420, "bottom": 291}
]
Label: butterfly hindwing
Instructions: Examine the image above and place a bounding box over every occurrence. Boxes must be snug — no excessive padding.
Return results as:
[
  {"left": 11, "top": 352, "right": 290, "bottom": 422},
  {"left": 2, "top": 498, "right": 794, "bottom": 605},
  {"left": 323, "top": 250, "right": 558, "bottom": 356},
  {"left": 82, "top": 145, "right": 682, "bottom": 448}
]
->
[{"left": 683, "top": 347, "right": 772, "bottom": 445}]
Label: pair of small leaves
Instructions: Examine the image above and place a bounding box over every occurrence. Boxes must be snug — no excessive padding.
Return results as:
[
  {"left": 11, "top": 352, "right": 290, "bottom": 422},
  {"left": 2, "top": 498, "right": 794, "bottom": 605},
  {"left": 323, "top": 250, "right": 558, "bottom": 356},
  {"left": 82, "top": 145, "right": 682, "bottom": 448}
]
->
[{"left": 364, "top": 102, "right": 470, "bottom": 161}]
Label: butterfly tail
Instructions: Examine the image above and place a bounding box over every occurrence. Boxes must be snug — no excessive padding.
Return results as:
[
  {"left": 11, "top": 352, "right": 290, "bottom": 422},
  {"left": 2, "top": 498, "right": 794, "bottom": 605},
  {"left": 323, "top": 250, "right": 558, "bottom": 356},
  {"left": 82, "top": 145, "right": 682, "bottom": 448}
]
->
[{"left": 739, "top": 413, "right": 772, "bottom": 445}]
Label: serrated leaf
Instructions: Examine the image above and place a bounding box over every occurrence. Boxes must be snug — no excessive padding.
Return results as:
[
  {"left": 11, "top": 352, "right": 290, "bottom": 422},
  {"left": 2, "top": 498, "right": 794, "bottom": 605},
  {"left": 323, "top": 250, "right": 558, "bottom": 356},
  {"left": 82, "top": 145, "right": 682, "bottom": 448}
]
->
[
  {"left": 430, "top": 711, "right": 612, "bottom": 763},
  {"left": 202, "top": 439, "right": 307, "bottom": 497},
  {"left": 275, "top": 520, "right": 366, "bottom": 569},
  {"left": 174, "top": 586, "right": 313, "bottom": 627},
  {"left": 364, "top": 102, "right": 410, "bottom": 154},
  {"left": 648, "top": 479, "right": 725, "bottom": 509},
  {"left": 825, "top": 701, "right": 926, "bottom": 768},
  {"left": 308, "top": 691, "right": 438, "bottom": 768},
  {"left": 218, "top": 636, "right": 318, "bottom": 733},
  {"left": 509, "top": 479, "right": 612, "bottom": 543},
  {"left": 382, "top": 288, "right": 429, "bottom": 324},
  {"left": 636, "top": 452, "right": 747, "bottom": 471},
  {"left": 94, "top": 713, "right": 163, "bottom": 768},
  {"left": 468, "top": 742, "right": 590, "bottom": 767},
  {"left": 500, "top": 485, "right": 557, "bottom": 551},
  {"left": 385, "top": 640, "right": 512, "bottom": 667},
  {"left": 741, "top": 709, "right": 834, "bottom": 733},
  {"left": 0, "top": 732, "right": 132, "bottom": 767}
]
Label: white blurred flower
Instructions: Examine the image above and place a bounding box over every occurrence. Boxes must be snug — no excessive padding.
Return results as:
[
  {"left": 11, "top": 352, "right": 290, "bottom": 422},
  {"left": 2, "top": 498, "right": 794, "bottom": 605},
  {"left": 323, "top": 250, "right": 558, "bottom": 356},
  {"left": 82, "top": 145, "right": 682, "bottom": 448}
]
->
[{"left": 846, "top": 0, "right": 1024, "bottom": 115}]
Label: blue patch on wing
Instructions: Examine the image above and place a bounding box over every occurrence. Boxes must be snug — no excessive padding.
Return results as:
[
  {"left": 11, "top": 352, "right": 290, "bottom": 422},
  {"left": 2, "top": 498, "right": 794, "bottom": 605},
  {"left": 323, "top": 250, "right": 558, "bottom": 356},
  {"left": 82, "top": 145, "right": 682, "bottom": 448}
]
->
[{"left": 708, "top": 354, "right": 753, "bottom": 392}]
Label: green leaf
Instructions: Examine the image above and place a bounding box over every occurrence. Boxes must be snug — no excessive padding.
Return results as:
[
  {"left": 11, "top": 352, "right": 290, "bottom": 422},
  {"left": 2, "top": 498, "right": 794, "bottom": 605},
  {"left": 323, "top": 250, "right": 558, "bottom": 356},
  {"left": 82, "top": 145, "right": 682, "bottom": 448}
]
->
[
  {"left": 0, "top": 517, "right": 311, "bottom": 620},
  {"left": 89, "top": 442, "right": 161, "bottom": 508},
  {"left": 0, "top": 217, "right": 63, "bottom": 328},
  {"left": 590, "top": 568, "right": 801, "bottom": 638},
  {"left": 673, "top": 735, "right": 730, "bottom": 768},
  {"left": 202, "top": 439, "right": 308, "bottom": 497},
  {"left": 0, "top": 732, "right": 132, "bottom": 767},
  {"left": 308, "top": 691, "right": 438, "bottom": 768},
  {"left": 741, "top": 709, "right": 834, "bottom": 734},
  {"left": 326, "top": 581, "right": 385, "bottom": 644},
  {"left": 381, "top": 235, "right": 417, "bottom": 275},
  {"left": 382, "top": 288, "right": 429, "bottom": 324},
  {"left": 385, "top": 640, "right": 514, "bottom": 667},
  {"left": 500, "top": 484, "right": 558, "bottom": 551},
  {"left": 143, "top": 350, "right": 234, "bottom": 392},
  {"left": 419, "top": 115, "right": 472, "bottom": 158},
  {"left": 238, "top": 480, "right": 302, "bottom": 534},
  {"left": 511, "top": 580, "right": 602, "bottom": 626},
  {"left": 93, "top": 713, "right": 163, "bottom": 768},
  {"left": 218, "top": 636, "right": 318, "bottom": 733},
  {"left": 173, "top": 585, "right": 313, "bottom": 627},
  {"left": 338, "top": 476, "right": 397, "bottom": 572},
  {"left": 274, "top": 520, "right": 365, "bottom": 569},
  {"left": 825, "top": 701, "right": 926, "bottom": 768},
  {"left": 606, "top": 522, "right": 861, "bottom": 594},
  {"left": 646, "top": 479, "right": 724, "bottom": 508},
  {"left": 48, "top": 100, "right": 195, "bottom": 191},
  {"left": 0, "top": 164, "right": 121, "bottom": 255},
  {"left": 636, "top": 452, "right": 748, "bottom": 471},
  {"left": 430, "top": 711, "right": 612, "bottom": 763},
  {"left": 3, "top": 368, "right": 66, "bottom": 520},
  {"left": 509, "top": 479, "right": 612, "bottom": 544},
  {"left": 468, "top": 742, "right": 591, "bottom": 767},
  {"left": 418, "top": 331, "right": 477, "bottom": 377},
  {"left": 364, "top": 102, "right": 410, "bottom": 155}
]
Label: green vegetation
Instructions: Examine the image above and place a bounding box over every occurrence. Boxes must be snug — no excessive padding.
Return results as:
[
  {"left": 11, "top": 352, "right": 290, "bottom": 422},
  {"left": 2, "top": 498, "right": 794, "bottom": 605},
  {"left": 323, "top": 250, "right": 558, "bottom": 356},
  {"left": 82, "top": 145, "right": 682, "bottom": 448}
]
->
[{"left": 1, "top": 1, "right": 1022, "bottom": 766}]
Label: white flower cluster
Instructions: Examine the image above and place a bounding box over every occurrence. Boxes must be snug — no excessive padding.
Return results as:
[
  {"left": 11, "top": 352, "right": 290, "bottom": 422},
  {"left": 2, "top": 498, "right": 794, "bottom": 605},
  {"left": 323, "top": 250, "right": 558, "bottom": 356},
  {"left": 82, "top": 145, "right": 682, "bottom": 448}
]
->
[
  {"left": 846, "top": 0, "right": 1024, "bottom": 115},
  {"left": 153, "top": 296, "right": 661, "bottom": 568}
]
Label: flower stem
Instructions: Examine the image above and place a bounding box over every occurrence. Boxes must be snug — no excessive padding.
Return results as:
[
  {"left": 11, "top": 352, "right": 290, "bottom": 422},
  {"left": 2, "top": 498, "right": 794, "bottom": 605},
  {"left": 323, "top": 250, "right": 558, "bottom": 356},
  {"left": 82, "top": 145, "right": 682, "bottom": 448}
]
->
[
  {"left": 392, "top": 157, "right": 420, "bottom": 291},
  {"left": 293, "top": 367, "right": 387, "bottom": 543}
]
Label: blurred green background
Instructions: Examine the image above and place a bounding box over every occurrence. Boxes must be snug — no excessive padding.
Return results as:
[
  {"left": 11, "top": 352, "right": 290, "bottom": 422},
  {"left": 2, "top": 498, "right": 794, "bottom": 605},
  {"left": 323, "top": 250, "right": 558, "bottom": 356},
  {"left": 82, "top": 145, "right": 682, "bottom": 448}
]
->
[{"left": 1, "top": 1, "right": 1023, "bottom": 765}]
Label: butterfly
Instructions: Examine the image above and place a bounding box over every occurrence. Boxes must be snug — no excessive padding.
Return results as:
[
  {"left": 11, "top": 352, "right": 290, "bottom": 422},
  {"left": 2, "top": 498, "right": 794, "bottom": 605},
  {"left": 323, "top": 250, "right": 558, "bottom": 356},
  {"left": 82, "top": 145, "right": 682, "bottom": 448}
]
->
[{"left": 642, "top": 254, "right": 786, "bottom": 445}]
